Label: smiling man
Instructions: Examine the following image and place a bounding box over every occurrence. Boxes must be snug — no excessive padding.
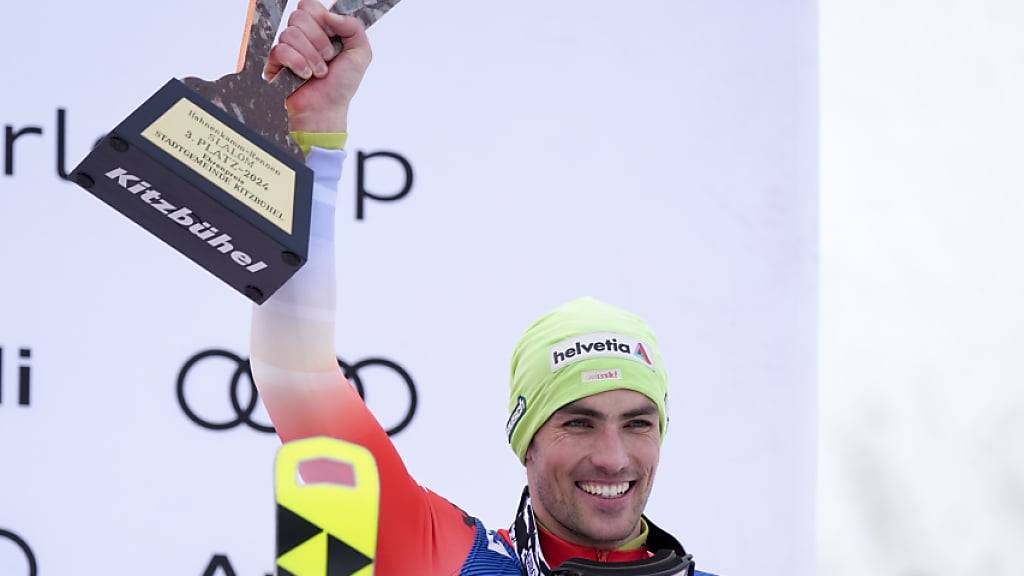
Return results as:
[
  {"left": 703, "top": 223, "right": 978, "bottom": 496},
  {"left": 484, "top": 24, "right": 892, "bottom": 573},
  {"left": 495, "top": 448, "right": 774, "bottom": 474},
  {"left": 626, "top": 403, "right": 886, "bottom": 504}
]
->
[
  {"left": 498, "top": 297, "right": 707, "bottom": 574},
  {"left": 250, "top": 2, "right": 715, "bottom": 574},
  {"left": 529, "top": 390, "right": 660, "bottom": 549}
]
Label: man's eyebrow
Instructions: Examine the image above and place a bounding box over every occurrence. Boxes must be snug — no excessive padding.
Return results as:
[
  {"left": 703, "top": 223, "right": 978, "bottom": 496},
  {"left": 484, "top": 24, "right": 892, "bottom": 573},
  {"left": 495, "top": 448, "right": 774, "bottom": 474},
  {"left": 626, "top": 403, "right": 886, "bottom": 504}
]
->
[
  {"left": 555, "top": 404, "right": 659, "bottom": 420},
  {"left": 621, "top": 405, "right": 659, "bottom": 419},
  {"left": 556, "top": 406, "right": 605, "bottom": 419}
]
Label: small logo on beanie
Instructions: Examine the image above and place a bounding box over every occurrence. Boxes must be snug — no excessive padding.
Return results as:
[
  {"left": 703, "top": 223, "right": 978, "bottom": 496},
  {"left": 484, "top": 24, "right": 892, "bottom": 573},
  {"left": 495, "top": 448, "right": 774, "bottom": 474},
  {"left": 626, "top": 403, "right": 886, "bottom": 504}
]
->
[
  {"left": 582, "top": 368, "right": 622, "bottom": 382},
  {"left": 634, "top": 342, "right": 652, "bottom": 365},
  {"left": 549, "top": 332, "right": 655, "bottom": 372},
  {"left": 506, "top": 396, "right": 527, "bottom": 442}
]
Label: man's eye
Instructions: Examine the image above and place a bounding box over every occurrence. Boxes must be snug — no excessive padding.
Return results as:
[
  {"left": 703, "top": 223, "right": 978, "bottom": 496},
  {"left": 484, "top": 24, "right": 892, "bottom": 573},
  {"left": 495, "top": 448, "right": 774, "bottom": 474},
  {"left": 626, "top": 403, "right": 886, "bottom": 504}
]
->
[
  {"left": 564, "top": 419, "right": 592, "bottom": 428},
  {"left": 627, "top": 419, "right": 654, "bottom": 429}
]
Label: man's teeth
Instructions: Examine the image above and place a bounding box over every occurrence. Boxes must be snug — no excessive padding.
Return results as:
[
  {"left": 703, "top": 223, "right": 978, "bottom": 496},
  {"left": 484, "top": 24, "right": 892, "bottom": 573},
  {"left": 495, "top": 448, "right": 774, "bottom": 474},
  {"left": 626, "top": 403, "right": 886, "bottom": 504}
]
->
[{"left": 578, "top": 481, "right": 631, "bottom": 498}]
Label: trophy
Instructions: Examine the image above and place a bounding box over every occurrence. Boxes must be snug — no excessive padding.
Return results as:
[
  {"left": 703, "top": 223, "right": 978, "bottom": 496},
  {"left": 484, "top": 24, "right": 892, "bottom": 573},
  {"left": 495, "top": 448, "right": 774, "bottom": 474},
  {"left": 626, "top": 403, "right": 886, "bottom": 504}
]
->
[{"left": 70, "top": 0, "right": 400, "bottom": 303}]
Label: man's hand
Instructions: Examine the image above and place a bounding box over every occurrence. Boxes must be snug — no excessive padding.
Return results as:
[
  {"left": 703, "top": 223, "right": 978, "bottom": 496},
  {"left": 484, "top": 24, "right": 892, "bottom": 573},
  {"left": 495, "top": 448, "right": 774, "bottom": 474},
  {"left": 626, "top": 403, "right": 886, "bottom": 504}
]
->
[{"left": 264, "top": 0, "right": 372, "bottom": 133}]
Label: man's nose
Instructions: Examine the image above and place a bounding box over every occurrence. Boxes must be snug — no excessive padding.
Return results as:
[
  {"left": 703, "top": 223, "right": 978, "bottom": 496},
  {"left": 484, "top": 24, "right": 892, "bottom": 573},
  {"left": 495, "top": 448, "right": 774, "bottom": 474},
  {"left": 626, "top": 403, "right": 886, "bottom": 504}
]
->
[{"left": 589, "top": 428, "right": 630, "bottom": 474}]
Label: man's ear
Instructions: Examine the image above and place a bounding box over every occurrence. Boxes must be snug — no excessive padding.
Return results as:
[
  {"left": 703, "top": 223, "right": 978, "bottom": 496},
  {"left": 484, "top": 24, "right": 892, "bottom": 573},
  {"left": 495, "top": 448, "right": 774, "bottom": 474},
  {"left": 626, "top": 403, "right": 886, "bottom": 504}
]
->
[{"left": 524, "top": 439, "right": 537, "bottom": 464}]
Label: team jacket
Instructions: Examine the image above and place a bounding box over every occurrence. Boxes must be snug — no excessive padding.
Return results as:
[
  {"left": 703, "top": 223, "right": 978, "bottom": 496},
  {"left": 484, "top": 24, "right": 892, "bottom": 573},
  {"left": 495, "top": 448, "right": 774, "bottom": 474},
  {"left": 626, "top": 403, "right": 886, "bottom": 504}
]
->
[{"left": 250, "top": 148, "right": 716, "bottom": 576}]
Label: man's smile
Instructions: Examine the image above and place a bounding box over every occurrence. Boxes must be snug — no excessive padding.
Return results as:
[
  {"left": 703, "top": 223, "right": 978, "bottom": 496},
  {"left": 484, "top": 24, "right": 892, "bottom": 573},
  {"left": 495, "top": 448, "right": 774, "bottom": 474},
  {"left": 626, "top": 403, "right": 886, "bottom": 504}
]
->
[{"left": 575, "top": 480, "right": 637, "bottom": 499}]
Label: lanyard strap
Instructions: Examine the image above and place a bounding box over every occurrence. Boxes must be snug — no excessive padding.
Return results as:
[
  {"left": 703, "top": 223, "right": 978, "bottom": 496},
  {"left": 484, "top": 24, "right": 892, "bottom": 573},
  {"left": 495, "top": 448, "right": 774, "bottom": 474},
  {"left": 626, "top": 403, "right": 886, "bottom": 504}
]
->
[{"left": 509, "top": 487, "right": 553, "bottom": 575}]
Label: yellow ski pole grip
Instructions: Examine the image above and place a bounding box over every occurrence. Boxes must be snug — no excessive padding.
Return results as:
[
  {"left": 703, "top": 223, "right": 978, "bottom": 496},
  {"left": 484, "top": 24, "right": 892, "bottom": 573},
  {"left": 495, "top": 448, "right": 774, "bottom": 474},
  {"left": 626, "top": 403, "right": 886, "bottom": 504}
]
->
[{"left": 275, "top": 437, "right": 380, "bottom": 576}]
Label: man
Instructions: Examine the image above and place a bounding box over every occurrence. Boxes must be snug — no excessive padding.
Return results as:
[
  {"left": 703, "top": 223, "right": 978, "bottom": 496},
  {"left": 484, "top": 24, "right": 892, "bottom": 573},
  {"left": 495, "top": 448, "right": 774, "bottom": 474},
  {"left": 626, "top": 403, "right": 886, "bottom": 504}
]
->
[{"left": 251, "top": 2, "right": 716, "bottom": 574}]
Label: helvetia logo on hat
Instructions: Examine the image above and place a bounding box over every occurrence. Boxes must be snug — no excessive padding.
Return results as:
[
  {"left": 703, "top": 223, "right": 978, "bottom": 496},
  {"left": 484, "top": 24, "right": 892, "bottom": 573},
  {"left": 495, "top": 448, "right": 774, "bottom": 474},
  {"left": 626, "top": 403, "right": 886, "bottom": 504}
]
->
[{"left": 549, "top": 332, "right": 655, "bottom": 372}]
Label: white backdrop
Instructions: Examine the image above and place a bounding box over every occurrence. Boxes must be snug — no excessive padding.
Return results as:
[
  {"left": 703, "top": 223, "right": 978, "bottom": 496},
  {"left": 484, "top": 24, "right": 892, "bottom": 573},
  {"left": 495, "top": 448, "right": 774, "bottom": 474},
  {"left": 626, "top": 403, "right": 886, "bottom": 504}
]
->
[
  {"left": 820, "top": 1, "right": 1024, "bottom": 574},
  {"left": 0, "top": 2, "right": 817, "bottom": 575}
]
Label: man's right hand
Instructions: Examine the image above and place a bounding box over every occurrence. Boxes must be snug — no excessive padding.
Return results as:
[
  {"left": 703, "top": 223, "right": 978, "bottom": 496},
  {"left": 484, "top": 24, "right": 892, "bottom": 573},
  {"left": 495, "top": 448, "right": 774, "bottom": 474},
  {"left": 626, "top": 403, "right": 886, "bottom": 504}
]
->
[{"left": 264, "top": 0, "right": 372, "bottom": 134}]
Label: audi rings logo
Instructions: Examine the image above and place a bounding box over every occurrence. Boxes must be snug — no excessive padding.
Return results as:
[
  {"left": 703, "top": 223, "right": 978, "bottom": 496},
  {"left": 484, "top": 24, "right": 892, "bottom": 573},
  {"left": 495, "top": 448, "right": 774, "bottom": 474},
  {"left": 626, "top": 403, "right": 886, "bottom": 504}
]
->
[
  {"left": 0, "top": 529, "right": 37, "bottom": 576},
  {"left": 177, "top": 349, "right": 418, "bottom": 436}
]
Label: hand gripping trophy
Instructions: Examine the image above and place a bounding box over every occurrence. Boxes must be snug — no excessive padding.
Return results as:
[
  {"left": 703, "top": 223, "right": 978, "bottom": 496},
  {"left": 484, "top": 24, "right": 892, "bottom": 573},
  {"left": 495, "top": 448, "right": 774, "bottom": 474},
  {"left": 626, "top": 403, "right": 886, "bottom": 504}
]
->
[{"left": 69, "top": 0, "right": 399, "bottom": 304}]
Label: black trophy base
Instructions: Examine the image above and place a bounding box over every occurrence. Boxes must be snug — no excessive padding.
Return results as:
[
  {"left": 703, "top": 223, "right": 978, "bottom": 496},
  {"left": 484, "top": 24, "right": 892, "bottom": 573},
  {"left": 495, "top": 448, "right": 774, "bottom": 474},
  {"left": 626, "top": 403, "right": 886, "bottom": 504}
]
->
[{"left": 70, "top": 79, "right": 313, "bottom": 304}]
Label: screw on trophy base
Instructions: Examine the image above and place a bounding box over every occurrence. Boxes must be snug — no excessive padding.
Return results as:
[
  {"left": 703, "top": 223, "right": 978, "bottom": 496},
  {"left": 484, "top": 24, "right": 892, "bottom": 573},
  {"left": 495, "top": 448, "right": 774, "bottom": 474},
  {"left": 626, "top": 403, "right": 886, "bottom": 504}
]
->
[{"left": 70, "top": 0, "right": 401, "bottom": 304}]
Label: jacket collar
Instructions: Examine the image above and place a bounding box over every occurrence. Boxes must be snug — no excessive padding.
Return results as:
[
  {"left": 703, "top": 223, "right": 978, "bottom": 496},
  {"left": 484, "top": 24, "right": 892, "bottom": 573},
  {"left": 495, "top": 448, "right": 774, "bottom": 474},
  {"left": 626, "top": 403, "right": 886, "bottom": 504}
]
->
[{"left": 508, "top": 486, "right": 688, "bottom": 574}]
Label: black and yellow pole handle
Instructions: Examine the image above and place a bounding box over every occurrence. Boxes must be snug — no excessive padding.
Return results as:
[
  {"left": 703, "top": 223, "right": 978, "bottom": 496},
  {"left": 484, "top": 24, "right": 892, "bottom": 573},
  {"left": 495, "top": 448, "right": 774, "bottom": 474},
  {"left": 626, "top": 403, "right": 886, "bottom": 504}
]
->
[{"left": 275, "top": 437, "right": 381, "bottom": 576}]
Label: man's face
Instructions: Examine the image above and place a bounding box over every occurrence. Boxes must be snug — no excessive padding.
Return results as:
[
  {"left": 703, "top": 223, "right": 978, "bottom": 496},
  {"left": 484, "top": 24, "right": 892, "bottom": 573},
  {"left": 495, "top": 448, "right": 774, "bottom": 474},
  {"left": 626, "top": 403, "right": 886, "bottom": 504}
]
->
[{"left": 525, "top": 389, "right": 661, "bottom": 549}]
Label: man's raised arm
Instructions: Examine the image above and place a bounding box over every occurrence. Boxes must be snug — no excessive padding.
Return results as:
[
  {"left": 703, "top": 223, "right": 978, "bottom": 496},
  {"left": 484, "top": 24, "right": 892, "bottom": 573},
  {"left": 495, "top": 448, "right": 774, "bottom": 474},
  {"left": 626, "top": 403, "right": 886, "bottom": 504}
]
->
[
  {"left": 250, "top": 0, "right": 372, "bottom": 443},
  {"left": 248, "top": 4, "right": 475, "bottom": 573}
]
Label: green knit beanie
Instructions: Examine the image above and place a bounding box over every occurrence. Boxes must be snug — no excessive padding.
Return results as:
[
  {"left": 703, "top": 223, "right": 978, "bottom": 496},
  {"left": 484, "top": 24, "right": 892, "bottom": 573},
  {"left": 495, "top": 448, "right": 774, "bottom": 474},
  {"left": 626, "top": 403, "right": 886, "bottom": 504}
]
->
[{"left": 506, "top": 297, "right": 669, "bottom": 463}]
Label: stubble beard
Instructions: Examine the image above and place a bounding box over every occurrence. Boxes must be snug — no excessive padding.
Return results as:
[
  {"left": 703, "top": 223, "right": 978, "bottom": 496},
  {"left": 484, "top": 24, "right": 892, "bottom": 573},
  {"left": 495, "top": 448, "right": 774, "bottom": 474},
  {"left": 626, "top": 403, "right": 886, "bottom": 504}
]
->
[{"left": 534, "top": 473, "right": 653, "bottom": 549}]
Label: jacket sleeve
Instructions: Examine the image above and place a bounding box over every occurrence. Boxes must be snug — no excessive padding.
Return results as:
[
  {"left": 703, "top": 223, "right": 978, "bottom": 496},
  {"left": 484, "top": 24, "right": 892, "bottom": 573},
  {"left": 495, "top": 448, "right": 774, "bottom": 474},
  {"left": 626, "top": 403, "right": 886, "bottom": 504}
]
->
[{"left": 250, "top": 147, "right": 474, "bottom": 575}]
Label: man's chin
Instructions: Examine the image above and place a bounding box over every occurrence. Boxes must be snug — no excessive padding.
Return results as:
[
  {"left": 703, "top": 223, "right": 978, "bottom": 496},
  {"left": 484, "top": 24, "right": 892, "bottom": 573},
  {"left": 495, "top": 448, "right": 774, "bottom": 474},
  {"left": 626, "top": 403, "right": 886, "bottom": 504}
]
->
[
  {"left": 571, "top": 503, "right": 643, "bottom": 546},
  {"left": 572, "top": 521, "right": 641, "bottom": 549}
]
